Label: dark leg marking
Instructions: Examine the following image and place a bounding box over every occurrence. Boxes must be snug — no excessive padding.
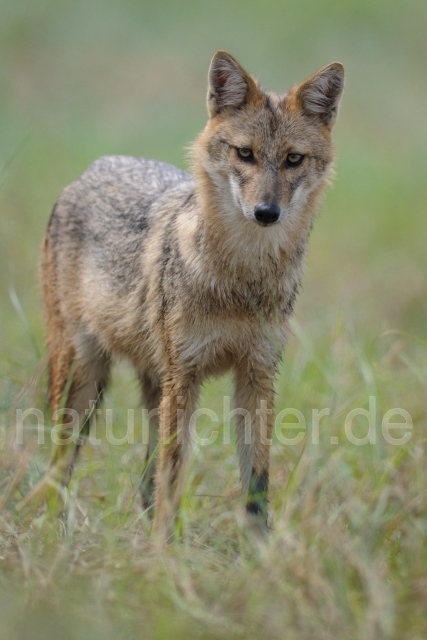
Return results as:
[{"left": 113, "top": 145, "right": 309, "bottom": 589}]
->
[{"left": 246, "top": 467, "right": 269, "bottom": 523}]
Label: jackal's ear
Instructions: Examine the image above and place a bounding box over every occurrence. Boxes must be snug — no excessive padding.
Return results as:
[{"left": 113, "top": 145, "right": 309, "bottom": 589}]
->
[
  {"left": 207, "top": 51, "right": 258, "bottom": 116},
  {"left": 294, "top": 63, "right": 344, "bottom": 128}
]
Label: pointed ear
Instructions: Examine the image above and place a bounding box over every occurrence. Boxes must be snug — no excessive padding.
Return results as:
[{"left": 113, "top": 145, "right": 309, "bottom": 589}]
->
[
  {"left": 295, "top": 63, "right": 344, "bottom": 128},
  {"left": 207, "top": 50, "right": 258, "bottom": 117}
]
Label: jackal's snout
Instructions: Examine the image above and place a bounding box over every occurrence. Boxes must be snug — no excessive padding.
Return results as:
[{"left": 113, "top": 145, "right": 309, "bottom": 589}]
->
[{"left": 254, "top": 203, "right": 281, "bottom": 226}]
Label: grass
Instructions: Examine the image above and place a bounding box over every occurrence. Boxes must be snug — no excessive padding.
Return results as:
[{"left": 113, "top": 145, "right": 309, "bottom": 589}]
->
[
  {"left": 1, "top": 1, "right": 427, "bottom": 638},
  {"left": 1, "top": 328, "right": 426, "bottom": 639}
]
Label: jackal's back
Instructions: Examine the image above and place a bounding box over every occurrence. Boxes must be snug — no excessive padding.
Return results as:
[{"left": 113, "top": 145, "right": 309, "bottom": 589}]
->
[{"left": 47, "top": 155, "right": 192, "bottom": 283}]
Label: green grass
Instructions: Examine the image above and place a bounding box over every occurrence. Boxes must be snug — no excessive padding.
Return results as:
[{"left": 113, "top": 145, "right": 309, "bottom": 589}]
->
[{"left": 1, "top": 1, "right": 427, "bottom": 638}]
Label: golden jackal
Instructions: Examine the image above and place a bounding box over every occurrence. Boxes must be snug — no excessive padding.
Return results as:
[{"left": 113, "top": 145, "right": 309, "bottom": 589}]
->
[{"left": 39, "top": 51, "right": 344, "bottom": 538}]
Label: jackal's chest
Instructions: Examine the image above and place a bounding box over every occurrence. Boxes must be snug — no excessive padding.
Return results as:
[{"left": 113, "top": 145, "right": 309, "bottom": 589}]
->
[
  {"left": 173, "top": 305, "right": 287, "bottom": 375},
  {"left": 149, "top": 257, "right": 299, "bottom": 376},
  {"left": 185, "top": 269, "right": 292, "bottom": 318}
]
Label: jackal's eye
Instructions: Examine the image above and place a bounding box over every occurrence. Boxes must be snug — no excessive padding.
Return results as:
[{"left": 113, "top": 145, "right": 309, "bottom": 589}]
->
[
  {"left": 236, "top": 147, "right": 254, "bottom": 161},
  {"left": 286, "top": 153, "right": 305, "bottom": 167}
]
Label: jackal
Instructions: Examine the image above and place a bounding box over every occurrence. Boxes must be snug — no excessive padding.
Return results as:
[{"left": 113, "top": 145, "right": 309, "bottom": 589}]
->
[{"left": 36, "top": 51, "right": 344, "bottom": 538}]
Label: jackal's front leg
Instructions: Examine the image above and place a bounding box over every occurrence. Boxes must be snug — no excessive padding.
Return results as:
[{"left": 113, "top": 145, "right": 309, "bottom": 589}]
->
[
  {"left": 234, "top": 362, "right": 275, "bottom": 530},
  {"left": 153, "top": 374, "right": 199, "bottom": 542}
]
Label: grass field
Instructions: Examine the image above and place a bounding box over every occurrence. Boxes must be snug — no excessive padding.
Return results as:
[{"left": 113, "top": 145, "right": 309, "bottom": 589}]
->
[{"left": 1, "top": 1, "right": 427, "bottom": 638}]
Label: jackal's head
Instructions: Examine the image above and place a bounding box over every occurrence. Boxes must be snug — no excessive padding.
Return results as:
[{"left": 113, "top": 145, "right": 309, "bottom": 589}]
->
[{"left": 195, "top": 51, "right": 344, "bottom": 241}]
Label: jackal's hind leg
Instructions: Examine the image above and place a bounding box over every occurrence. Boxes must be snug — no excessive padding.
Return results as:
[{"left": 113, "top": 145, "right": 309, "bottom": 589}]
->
[
  {"left": 47, "top": 332, "right": 110, "bottom": 496},
  {"left": 17, "top": 332, "right": 110, "bottom": 511},
  {"left": 139, "top": 373, "right": 161, "bottom": 512}
]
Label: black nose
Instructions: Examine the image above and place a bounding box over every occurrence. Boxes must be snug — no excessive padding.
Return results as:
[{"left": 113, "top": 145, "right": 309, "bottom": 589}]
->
[{"left": 254, "top": 203, "right": 280, "bottom": 225}]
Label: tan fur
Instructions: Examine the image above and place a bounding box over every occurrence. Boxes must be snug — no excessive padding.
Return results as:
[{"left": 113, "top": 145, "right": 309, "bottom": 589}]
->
[{"left": 31, "top": 51, "right": 344, "bottom": 540}]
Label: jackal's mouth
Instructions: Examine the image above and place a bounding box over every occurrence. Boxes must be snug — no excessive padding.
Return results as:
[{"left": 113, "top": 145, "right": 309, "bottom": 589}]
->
[{"left": 253, "top": 218, "right": 281, "bottom": 228}]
